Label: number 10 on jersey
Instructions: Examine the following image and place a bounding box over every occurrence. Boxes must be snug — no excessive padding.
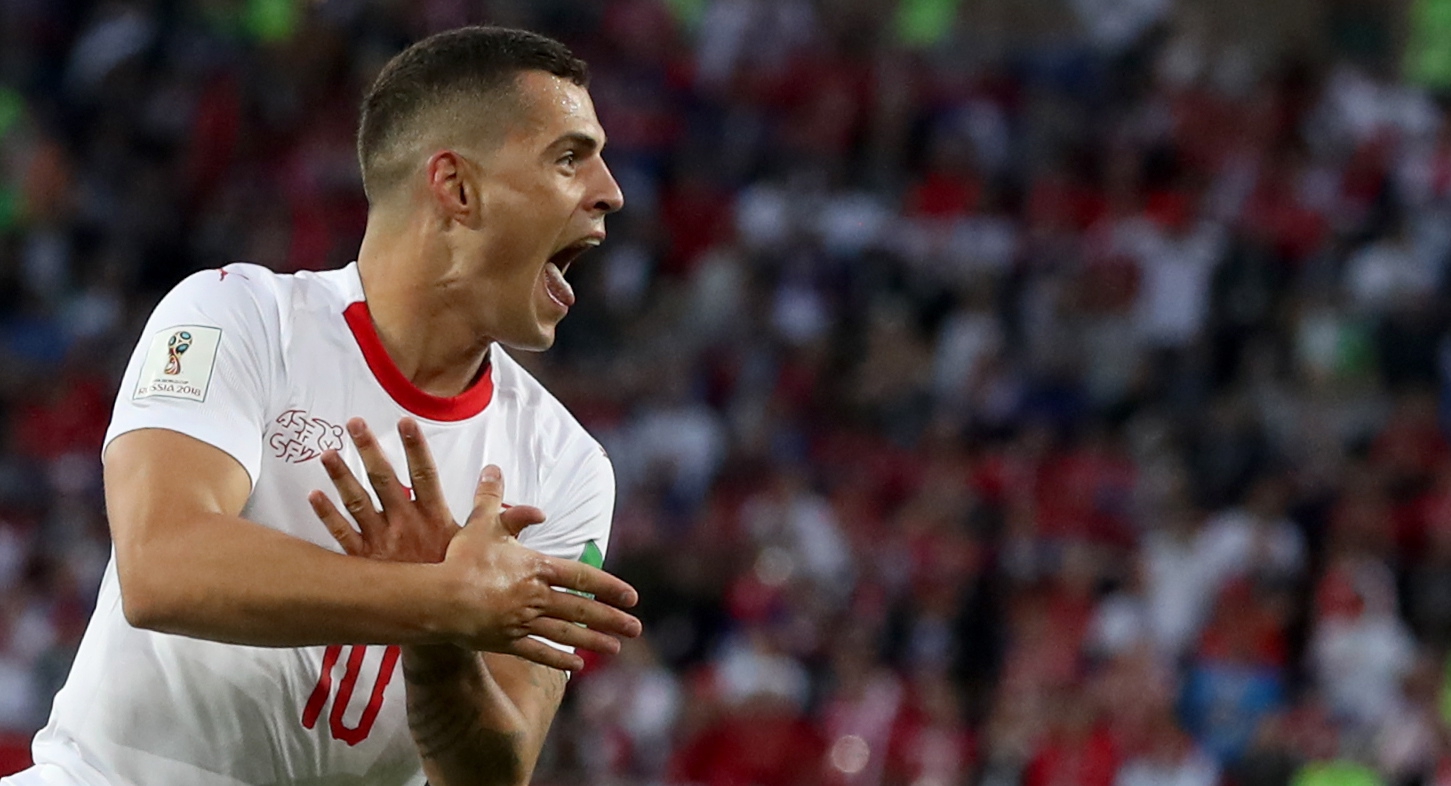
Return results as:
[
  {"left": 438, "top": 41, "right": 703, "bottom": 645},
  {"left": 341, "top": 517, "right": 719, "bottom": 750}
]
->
[{"left": 302, "top": 644, "right": 400, "bottom": 744}]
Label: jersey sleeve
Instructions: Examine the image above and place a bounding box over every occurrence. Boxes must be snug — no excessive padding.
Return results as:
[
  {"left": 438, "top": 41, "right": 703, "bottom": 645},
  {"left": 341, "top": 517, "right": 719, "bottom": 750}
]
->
[
  {"left": 517, "top": 435, "right": 616, "bottom": 658},
  {"left": 103, "top": 266, "right": 278, "bottom": 489},
  {"left": 519, "top": 437, "right": 615, "bottom": 568}
]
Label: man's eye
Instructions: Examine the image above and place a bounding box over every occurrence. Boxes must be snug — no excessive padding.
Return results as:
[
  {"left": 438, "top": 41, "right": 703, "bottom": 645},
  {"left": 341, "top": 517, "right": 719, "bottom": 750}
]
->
[{"left": 558, "top": 152, "right": 577, "bottom": 168}]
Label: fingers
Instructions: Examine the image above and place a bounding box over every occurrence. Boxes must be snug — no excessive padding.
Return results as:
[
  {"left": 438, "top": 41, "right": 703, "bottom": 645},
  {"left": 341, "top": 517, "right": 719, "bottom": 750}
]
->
[
  {"left": 347, "top": 419, "right": 410, "bottom": 511},
  {"left": 467, "top": 467, "right": 544, "bottom": 538},
  {"left": 525, "top": 616, "right": 625, "bottom": 656},
  {"left": 467, "top": 465, "right": 505, "bottom": 532},
  {"left": 539, "top": 589, "right": 643, "bottom": 639},
  {"left": 542, "top": 556, "right": 640, "bottom": 609},
  {"left": 320, "top": 450, "right": 386, "bottom": 541},
  {"left": 499, "top": 505, "right": 546, "bottom": 538},
  {"left": 398, "top": 418, "right": 447, "bottom": 518},
  {"left": 309, "top": 490, "right": 366, "bottom": 556},
  {"left": 505, "top": 637, "right": 584, "bottom": 672}
]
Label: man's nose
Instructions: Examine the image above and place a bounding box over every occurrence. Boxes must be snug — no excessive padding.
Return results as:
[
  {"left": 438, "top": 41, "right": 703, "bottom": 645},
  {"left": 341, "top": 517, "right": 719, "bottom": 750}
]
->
[{"left": 591, "top": 161, "right": 625, "bottom": 215}]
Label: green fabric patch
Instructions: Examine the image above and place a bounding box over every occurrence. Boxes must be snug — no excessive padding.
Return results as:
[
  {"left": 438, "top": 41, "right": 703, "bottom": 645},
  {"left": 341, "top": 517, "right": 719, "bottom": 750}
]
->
[
  {"left": 565, "top": 540, "right": 604, "bottom": 603},
  {"left": 579, "top": 539, "right": 604, "bottom": 570}
]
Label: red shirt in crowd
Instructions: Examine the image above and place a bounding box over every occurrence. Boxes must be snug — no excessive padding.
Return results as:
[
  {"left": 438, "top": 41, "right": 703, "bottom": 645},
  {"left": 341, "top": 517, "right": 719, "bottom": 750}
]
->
[
  {"left": 669, "top": 707, "right": 827, "bottom": 786},
  {"left": 1022, "top": 724, "right": 1119, "bottom": 786}
]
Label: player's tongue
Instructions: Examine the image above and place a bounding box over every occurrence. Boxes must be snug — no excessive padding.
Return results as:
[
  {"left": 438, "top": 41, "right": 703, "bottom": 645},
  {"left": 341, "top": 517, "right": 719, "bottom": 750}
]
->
[
  {"left": 545, "top": 240, "right": 597, "bottom": 309},
  {"left": 544, "top": 261, "right": 575, "bottom": 308}
]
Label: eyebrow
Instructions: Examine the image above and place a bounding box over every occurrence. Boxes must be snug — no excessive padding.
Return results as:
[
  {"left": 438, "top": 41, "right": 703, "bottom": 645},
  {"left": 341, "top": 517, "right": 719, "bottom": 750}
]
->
[{"left": 552, "top": 131, "right": 604, "bottom": 154}]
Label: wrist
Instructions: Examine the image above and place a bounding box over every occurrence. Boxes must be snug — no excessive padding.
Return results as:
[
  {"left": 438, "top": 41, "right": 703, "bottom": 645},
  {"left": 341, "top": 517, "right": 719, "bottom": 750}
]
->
[{"left": 414, "top": 561, "right": 472, "bottom": 645}]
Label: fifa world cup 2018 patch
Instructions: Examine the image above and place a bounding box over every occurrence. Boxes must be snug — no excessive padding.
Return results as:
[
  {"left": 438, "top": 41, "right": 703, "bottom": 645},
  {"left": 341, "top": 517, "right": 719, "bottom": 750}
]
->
[{"left": 133, "top": 325, "right": 223, "bottom": 402}]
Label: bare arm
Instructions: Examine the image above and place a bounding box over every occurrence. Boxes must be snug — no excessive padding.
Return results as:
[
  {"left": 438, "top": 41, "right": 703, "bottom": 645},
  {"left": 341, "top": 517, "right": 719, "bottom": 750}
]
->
[
  {"left": 402, "top": 647, "right": 566, "bottom": 786},
  {"left": 105, "top": 427, "right": 453, "bottom": 645}
]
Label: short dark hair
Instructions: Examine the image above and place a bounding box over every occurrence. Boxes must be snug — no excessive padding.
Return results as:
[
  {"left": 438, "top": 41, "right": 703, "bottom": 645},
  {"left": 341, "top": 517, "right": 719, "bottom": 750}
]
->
[{"left": 357, "top": 26, "right": 589, "bottom": 202}]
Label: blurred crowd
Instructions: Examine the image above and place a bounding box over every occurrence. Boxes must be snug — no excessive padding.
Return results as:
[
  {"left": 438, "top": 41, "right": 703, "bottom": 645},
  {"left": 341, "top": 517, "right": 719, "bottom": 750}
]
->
[{"left": 5, "top": 0, "right": 1451, "bottom": 784}]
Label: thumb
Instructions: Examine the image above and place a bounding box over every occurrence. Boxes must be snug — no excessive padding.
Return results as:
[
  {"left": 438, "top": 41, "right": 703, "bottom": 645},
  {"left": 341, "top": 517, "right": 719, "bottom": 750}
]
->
[
  {"left": 500, "top": 505, "right": 546, "bottom": 538},
  {"left": 468, "top": 464, "right": 505, "bottom": 531}
]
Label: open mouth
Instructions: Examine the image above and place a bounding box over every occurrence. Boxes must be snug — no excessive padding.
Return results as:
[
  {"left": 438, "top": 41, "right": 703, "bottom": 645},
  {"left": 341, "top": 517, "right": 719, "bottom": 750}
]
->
[
  {"left": 543, "top": 238, "right": 601, "bottom": 310},
  {"left": 547, "top": 239, "right": 597, "bottom": 276}
]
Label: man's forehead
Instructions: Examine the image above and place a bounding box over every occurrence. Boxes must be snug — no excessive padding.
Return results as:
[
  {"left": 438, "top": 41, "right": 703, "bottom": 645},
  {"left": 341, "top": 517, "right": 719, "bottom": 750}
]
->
[{"left": 514, "top": 71, "right": 604, "bottom": 144}]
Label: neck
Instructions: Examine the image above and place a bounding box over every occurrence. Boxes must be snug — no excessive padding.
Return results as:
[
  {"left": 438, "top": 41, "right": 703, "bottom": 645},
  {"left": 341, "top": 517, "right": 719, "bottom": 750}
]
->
[{"left": 355, "top": 213, "right": 491, "bottom": 398}]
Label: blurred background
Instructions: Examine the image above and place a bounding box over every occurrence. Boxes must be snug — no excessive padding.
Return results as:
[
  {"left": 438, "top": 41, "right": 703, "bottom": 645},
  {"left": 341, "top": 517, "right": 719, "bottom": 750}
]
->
[{"left": 3, "top": 0, "right": 1451, "bottom": 784}]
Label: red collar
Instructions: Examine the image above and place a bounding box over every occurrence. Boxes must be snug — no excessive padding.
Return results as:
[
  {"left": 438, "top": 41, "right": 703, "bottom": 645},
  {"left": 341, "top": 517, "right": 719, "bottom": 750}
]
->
[{"left": 342, "top": 301, "right": 494, "bottom": 421}]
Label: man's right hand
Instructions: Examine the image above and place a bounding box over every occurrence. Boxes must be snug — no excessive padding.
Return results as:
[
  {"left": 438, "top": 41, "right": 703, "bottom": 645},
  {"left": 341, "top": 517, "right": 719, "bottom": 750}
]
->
[{"left": 308, "top": 418, "right": 640, "bottom": 672}]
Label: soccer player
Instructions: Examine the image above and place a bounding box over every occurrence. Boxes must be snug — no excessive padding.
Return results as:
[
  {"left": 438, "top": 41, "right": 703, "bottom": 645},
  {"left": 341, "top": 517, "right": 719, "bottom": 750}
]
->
[{"left": 2, "top": 26, "right": 638, "bottom": 786}]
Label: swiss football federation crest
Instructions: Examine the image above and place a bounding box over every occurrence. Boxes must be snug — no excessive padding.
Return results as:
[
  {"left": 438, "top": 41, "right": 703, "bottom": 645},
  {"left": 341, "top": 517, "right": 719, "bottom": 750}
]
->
[
  {"left": 165, "top": 331, "right": 192, "bottom": 375},
  {"left": 268, "top": 409, "right": 345, "bottom": 463}
]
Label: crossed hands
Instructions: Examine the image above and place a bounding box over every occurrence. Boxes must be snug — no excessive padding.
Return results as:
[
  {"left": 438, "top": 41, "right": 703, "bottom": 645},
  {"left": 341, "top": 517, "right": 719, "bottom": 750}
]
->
[{"left": 306, "top": 417, "right": 641, "bottom": 672}]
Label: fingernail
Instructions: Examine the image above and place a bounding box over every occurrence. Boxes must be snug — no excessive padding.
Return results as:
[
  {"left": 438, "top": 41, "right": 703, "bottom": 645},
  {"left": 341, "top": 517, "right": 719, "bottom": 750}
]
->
[
  {"left": 347, "top": 420, "right": 364, "bottom": 437},
  {"left": 482, "top": 465, "right": 501, "bottom": 482}
]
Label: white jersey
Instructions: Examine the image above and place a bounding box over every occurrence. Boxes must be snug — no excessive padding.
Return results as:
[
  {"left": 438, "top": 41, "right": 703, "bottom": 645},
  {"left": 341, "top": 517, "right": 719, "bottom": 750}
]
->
[{"left": 19, "top": 262, "right": 615, "bottom": 786}]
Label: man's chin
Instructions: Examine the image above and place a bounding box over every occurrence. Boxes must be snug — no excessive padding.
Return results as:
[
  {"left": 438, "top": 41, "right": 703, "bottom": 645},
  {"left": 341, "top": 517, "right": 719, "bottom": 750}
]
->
[{"left": 494, "top": 325, "right": 557, "bottom": 353}]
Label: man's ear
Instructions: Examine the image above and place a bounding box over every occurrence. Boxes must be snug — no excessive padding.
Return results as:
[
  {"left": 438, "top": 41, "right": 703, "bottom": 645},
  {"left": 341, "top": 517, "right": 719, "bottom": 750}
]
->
[{"left": 425, "top": 150, "right": 480, "bottom": 225}]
